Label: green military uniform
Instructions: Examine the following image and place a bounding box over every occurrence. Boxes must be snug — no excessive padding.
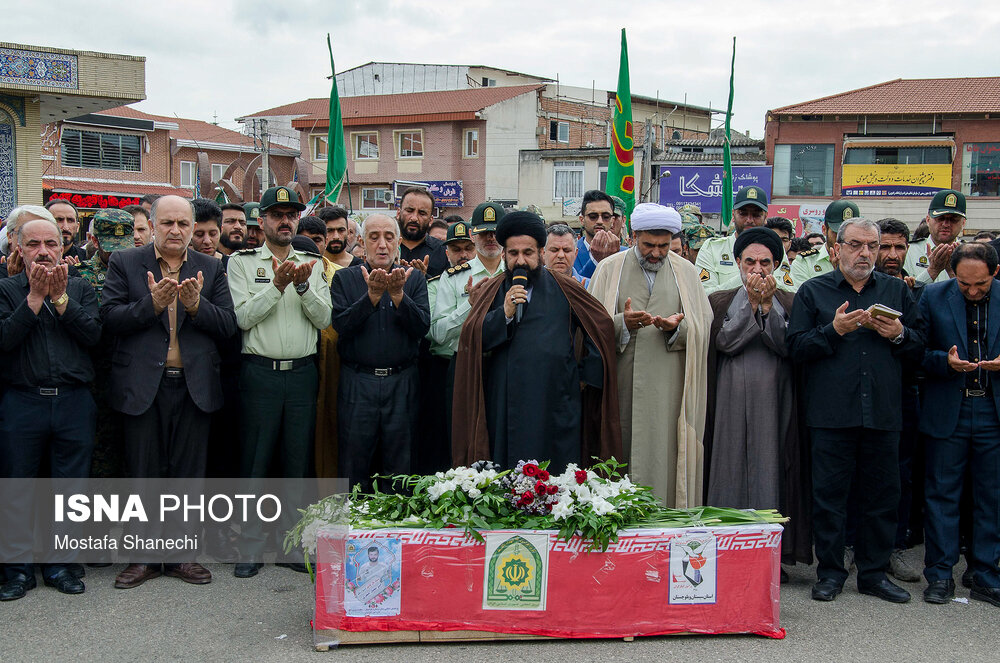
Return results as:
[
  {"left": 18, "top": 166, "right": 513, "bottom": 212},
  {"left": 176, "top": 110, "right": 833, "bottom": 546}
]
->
[
  {"left": 905, "top": 190, "right": 967, "bottom": 285},
  {"left": 789, "top": 200, "right": 860, "bottom": 290},
  {"left": 77, "top": 209, "right": 134, "bottom": 305}
]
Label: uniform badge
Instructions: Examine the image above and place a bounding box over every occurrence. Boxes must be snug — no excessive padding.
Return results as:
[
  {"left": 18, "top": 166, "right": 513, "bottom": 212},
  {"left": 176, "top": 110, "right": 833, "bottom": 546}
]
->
[
  {"left": 97, "top": 273, "right": 105, "bottom": 282},
  {"left": 277, "top": 188, "right": 289, "bottom": 202},
  {"left": 814, "top": 265, "right": 822, "bottom": 272},
  {"left": 456, "top": 225, "right": 466, "bottom": 236},
  {"left": 780, "top": 263, "right": 790, "bottom": 272},
  {"left": 257, "top": 267, "right": 266, "bottom": 277},
  {"left": 945, "top": 193, "right": 957, "bottom": 208},
  {"left": 918, "top": 256, "right": 928, "bottom": 266},
  {"left": 747, "top": 189, "right": 757, "bottom": 199},
  {"left": 699, "top": 268, "right": 710, "bottom": 282},
  {"left": 722, "top": 253, "right": 730, "bottom": 261},
  {"left": 843, "top": 208, "right": 854, "bottom": 220},
  {"left": 783, "top": 272, "right": 793, "bottom": 286},
  {"left": 114, "top": 225, "right": 124, "bottom": 236},
  {"left": 484, "top": 207, "right": 495, "bottom": 222}
]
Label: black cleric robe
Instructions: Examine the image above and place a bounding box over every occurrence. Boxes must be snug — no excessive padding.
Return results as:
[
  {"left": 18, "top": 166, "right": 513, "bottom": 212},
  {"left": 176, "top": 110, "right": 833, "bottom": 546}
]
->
[{"left": 479, "top": 268, "right": 604, "bottom": 472}]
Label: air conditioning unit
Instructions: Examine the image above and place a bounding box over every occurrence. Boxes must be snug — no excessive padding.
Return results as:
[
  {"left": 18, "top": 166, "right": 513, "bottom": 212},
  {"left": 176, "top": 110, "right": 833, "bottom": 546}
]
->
[
  {"left": 536, "top": 126, "right": 547, "bottom": 136},
  {"left": 382, "top": 190, "right": 395, "bottom": 204}
]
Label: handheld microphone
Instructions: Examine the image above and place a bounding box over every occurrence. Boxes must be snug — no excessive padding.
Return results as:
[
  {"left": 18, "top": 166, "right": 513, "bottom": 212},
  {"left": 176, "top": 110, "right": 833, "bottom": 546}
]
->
[{"left": 512, "top": 268, "right": 528, "bottom": 324}]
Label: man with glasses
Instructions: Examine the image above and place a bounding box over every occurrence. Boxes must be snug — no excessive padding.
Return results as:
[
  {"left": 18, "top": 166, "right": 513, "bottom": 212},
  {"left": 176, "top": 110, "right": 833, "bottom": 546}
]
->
[
  {"left": 906, "top": 190, "right": 967, "bottom": 284},
  {"left": 574, "top": 190, "right": 621, "bottom": 278},
  {"left": 227, "top": 186, "right": 332, "bottom": 579},
  {"left": 788, "top": 217, "right": 925, "bottom": 604},
  {"left": 696, "top": 187, "right": 791, "bottom": 294},
  {"left": 791, "top": 201, "right": 861, "bottom": 288}
]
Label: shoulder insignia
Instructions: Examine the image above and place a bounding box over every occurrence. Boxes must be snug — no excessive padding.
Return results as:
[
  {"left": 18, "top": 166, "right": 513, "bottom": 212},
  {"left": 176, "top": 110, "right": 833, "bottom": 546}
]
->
[
  {"left": 426, "top": 274, "right": 441, "bottom": 283},
  {"left": 446, "top": 262, "right": 472, "bottom": 276},
  {"left": 814, "top": 264, "right": 822, "bottom": 272},
  {"left": 300, "top": 250, "right": 322, "bottom": 259},
  {"left": 783, "top": 271, "right": 793, "bottom": 286},
  {"left": 699, "top": 267, "right": 710, "bottom": 282},
  {"left": 780, "top": 263, "right": 790, "bottom": 272},
  {"left": 234, "top": 248, "right": 259, "bottom": 256},
  {"left": 797, "top": 247, "right": 819, "bottom": 257}
]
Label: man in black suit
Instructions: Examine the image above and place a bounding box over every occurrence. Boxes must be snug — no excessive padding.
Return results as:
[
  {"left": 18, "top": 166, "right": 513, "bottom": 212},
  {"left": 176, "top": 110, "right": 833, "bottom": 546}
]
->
[{"left": 101, "top": 194, "right": 237, "bottom": 589}]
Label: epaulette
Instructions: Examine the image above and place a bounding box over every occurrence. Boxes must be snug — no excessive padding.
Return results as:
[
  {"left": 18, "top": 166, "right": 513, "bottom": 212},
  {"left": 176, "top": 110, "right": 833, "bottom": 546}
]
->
[
  {"left": 426, "top": 274, "right": 441, "bottom": 283},
  {"left": 797, "top": 247, "right": 820, "bottom": 257},
  {"left": 446, "top": 262, "right": 472, "bottom": 276},
  {"left": 298, "top": 251, "right": 323, "bottom": 260},
  {"left": 234, "top": 248, "right": 259, "bottom": 256}
]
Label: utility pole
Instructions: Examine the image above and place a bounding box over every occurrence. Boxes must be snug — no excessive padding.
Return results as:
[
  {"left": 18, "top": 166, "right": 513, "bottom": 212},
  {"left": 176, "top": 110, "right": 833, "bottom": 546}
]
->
[{"left": 259, "top": 118, "right": 270, "bottom": 196}]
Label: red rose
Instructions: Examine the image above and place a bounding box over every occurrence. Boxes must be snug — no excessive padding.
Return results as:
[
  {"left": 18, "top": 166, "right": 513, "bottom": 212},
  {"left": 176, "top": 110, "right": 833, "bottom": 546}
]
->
[
  {"left": 522, "top": 490, "right": 535, "bottom": 504},
  {"left": 523, "top": 464, "right": 539, "bottom": 477},
  {"left": 538, "top": 469, "right": 550, "bottom": 481},
  {"left": 535, "top": 480, "right": 548, "bottom": 495},
  {"left": 546, "top": 484, "right": 559, "bottom": 495},
  {"left": 575, "top": 470, "right": 588, "bottom": 484}
]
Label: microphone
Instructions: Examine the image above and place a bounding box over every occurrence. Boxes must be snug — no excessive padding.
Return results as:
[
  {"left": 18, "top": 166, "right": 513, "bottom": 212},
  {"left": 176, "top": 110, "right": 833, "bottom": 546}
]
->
[{"left": 512, "top": 268, "right": 528, "bottom": 324}]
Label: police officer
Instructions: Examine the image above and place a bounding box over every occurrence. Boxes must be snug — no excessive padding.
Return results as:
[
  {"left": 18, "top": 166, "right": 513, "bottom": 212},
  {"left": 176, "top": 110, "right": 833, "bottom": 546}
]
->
[
  {"left": 228, "top": 186, "right": 332, "bottom": 578},
  {"left": 696, "top": 186, "right": 791, "bottom": 293},
  {"left": 243, "top": 201, "right": 264, "bottom": 250},
  {"left": 791, "top": 200, "right": 861, "bottom": 289},
  {"left": 428, "top": 220, "right": 475, "bottom": 308},
  {"left": 905, "top": 189, "right": 967, "bottom": 285},
  {"left": 77, "top": 209, "right": 135, "bottom": 305}
]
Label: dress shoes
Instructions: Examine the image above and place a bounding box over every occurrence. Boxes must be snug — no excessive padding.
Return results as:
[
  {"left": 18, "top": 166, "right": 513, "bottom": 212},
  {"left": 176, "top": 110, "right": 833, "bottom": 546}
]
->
[
  {"left": 67, "top": 563, "right": 86, "bottom": 579},
  {"left": 115, "top": 564, "right": 162, "bottom": 589},
  {"left": 164, "top": 562, "right": 212, "bottom": 585},
  {"left": 859, "top": 578, "right": 911, "bottom": 603},
  {"left": 811, "top": 578, "right": 843, "bottom": 601},
  {"left": 44, "top": 568, "right": 85, "bottom": 595},
  {"left": 923, "top": 579, "right": 955, "bottom": 604},
  {"left": 780, "top": 567, "right": 789, "bottom": 584},
  {"left": 276, "top": 561, "right": 309, "bottom": 574},
  {"left": 0, "top": 572, "right": 36, "bottom": 601},
  {"left": 970, "top": 580, "right": 1000, "bottom": 608},
  {"left": 888, "top": 549, "right": 922, "bottom": 583},
  {"left": 234, "top": 563, "right": 262, "bottom": 578}
]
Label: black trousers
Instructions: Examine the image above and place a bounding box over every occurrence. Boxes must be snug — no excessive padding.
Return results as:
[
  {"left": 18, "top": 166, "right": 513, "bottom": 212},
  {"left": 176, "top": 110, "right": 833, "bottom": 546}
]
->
[
  {"left": 811, "top": 426, "right": 900, "bottom": 586},
  {"left": 0, "top": 386, "right": 95, "bottom": 580},
  {"left": 338, "top": 364, "right": 417, "bottom": 489},
  {"left": 414, "top": 353, "right": 452, "bottom": 475}
]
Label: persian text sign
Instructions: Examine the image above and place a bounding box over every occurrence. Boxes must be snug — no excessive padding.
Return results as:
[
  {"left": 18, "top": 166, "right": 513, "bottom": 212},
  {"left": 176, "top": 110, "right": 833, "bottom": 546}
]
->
[
  {"left": 841, "top": 164, "right": 952, "bottom": 196},
  {"left": 668, "top": 533, "right": 717, "bottom": 604},
  {"left": 659, "top": 166, "right": 772, "bottom": 214},
  {"left": 46, "top": 191, "right": 142, "bottom": 209},
  {"left": 395, "top": 180, "right": 463, "bottom": 207}
]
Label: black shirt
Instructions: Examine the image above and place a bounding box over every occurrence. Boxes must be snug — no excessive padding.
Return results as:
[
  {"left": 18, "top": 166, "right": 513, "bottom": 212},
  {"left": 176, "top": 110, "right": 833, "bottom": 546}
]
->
[
  {"left": 788, "top": 269, "right": 924, "bottom": 431},
  {"left": 330, "top": 262, "right": 430, "bottom": 368},
  {"left": 400, "top": 235, "right": 448, "bottom": 278},
  {"left": 0, "top": 273, "right": 102, "bottom": 388},
  {"left": 965, "top": 295, "right": 990, "bottom": 392}
]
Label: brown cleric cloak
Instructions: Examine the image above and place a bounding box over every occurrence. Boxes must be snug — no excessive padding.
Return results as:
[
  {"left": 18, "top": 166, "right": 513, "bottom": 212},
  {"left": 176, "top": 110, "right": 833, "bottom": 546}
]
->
[
  {"left": 705, "top": 286, "right": 812, "bottom": 565},
  {"left": 452, "top": 269, "right": 621, "bottom": 467}
]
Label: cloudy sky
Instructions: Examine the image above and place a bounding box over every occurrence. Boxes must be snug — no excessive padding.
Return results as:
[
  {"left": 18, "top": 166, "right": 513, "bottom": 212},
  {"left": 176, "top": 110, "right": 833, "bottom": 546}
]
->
[{"left": 8, "top": 0, "right": 1000, "bottom": 138}]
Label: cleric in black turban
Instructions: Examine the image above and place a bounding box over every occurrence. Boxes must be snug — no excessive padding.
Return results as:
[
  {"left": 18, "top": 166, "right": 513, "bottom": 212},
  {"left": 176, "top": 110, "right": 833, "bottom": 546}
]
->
[
  {"left": 733, "top": 226, "right": 784, "bottom": 264},
  {"left": 495, "top": 211, "right": 547, "bottom": 249}
]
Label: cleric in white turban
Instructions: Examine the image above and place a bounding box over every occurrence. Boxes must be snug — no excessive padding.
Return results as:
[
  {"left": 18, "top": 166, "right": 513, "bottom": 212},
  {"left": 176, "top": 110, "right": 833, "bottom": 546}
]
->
[
  {"left": 588, "top": 200, "right": 713, "bottom": 507},
  {"left": 630, "top": 203, "right": 683, "bottom": 235}
]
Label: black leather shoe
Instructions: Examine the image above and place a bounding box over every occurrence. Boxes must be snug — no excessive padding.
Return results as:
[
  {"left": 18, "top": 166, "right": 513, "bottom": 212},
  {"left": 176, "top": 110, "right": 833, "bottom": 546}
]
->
[
  {"left": 0, "top": 573, "right": 36, "bottom": 601},
  {"left": 811, "top": 578, "right": 843, "bottom": 601},
  {"left": 43, "top": 569, "right": 85, "bottom": 595},
  {"left": 962, "top": 567, "right": 974, "bottom": 588},
  {"left": 276, "top": 561, "right": 309, "bottom": 574},
  {"left": 234, "top": 563, "right": 262, "bottom": 578},
  {"left": 780, "top": 568, "right": 789, "bottom": 584},
  {"left": 970, "top": 580, "right": 1000, "bottom": 608},
  {"left": 923, "top": 579, "right": 955, "bottom": 604},
  {"left": 859, "top": 578, "right": 910, "bottom": 603},
  {"left": 67, "top": 563, "right": 86, "bottom": 579}
]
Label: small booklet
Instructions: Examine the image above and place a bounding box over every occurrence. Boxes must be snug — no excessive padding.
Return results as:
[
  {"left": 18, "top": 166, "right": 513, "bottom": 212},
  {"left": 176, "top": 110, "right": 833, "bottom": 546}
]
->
[{"left": 863, "top": 303, "right": 901, "bottom": 330}]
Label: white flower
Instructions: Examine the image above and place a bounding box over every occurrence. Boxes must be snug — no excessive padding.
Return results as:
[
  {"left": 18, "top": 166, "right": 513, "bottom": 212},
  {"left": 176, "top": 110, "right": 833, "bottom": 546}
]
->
[
  {"left": 551, "top": 498, "right": 575, "bottom": 521},
  {"left": 591, "top": 496, "right": 615, "bottom": 516},
  {"left": 467, "top": 487, "right": 482, "bottom": 499}
]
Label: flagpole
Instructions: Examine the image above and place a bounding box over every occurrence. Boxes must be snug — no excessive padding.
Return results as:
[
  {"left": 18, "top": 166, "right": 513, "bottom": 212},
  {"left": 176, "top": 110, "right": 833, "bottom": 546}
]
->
[
  {"left": 721, "top": 37, "right": 736, "bottom": 230},
  {"left": 325, "top": 34, "right": 350, "bottom": 213}
]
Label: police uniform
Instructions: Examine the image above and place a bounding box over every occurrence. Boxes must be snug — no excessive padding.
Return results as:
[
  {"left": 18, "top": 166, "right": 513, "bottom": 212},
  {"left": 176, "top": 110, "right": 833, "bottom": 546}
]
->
[
  {"left": 789, "top": 200, "right": 860, "bottom": 290},
  {"left": 695, "top": 186, "right": 794, "bottom": 293},
  {"left": 905, "top": 190, "right": 968, "bottom": 285}
]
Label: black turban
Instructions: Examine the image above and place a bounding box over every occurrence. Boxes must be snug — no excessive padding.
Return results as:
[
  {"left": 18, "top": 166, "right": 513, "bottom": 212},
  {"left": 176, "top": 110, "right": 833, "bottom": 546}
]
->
[
  {"left": 496, "top": 211, "right": 546, "bottom": 249},
  {"left": 290, "top": 235, "right": 320, "bottom": 254},
  {"left": 733, "top": 226, "right": 784, "bottom": 264}
]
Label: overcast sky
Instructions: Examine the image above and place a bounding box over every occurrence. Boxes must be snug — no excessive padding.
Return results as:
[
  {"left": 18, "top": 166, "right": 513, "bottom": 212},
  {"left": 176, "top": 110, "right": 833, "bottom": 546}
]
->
[{"left": 8, "top": 1, "right": 1000, "bottom": 139}]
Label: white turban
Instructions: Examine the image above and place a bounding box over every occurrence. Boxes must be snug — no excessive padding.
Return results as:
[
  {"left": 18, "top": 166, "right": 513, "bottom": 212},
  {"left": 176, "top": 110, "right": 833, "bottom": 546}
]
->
[{"left": 630, "top": 203, "right": 682, "bottom": 234}]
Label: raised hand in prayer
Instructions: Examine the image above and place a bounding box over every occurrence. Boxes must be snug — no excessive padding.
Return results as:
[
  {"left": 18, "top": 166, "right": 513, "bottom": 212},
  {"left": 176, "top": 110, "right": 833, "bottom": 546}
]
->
[
  {"left": 362, "top": 266, "right": 389, "bottom": 306},
  {"left": 292, "top": 260, "right": 316, "bottom": 285},
  {"left": 147, "top": 271, "right": 178, "bottom": 314},
  {"left": 622, "top": 297, "right": 654, "bottom": 331},
  {"left": 386, "top": 266, "right": 413, "bottom": 303},
  {"left": 590, "top": 229, "right": 621, "bottom": 264},
  {"left": 271, "top": 257, "right": 296, "bottom": 292},
  {"left": 400, "top": 255, "right": 429, "bottom": 274},
  {"left": 178, "top": 271, "right": 204, "bottom": 314},
  {"left": 947, "top": 345, "right": 978, "bottom": 373},
  {"left": 652, "top": 312, "right": 684, "bottom": 332},
  {"left": 832, "top": 300, "right": 870, "bottom": 336}
]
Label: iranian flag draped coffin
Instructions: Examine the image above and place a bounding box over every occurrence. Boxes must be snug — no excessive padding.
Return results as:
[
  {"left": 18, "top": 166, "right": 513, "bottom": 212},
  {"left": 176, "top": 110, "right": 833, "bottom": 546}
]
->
[{"left": 314, "top": 524, "right": 785, "bottom": 640}]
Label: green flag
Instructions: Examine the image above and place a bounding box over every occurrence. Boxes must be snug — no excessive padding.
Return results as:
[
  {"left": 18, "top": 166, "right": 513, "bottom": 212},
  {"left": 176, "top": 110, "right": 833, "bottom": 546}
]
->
[
  {"left": 721, "top": 37, "right": 736, "bottom": 229},
  {"left": 607, "top": 28, "right": 635, "bottom": 231},
  {"left": 324, "top": 34, "right": 347, "bottom": 205}
]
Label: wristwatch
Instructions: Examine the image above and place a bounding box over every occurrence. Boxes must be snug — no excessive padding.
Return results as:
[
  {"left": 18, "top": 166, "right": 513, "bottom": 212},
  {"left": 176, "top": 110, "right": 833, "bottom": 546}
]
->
[
  {"left": 891, "top": 328, "right": 905, "bottom": 345},
  {"left": 294, "top": 282, "right": 310, "bottom": 295},
  {"left": 52, "top": 293, "right": 69, "bottom": 307}
]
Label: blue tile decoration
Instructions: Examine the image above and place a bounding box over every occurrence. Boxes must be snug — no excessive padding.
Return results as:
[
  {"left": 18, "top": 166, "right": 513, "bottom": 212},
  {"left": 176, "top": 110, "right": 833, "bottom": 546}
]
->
[
  {"left": 0, "top": 93, "right": 25, "bottom": 126},
  {"left": 0, "top": 47, "right": 78, "bottom": 90},
  {"left": 0, "top": 118, "right": 16, "bottom": 220}
]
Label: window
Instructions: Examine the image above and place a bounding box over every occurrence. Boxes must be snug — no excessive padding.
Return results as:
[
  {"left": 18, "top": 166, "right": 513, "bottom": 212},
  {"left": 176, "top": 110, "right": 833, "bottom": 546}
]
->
[
  {"left": 397, "top": 131, "right": 423, "bottom": 158},
  {"left": 354, "top": 132, "right": 379, "bottom": 160},
  {"left": 211, "top": 163, "right": 226, "bottom": 183},
  {"left": 599, "top": 158, "right": 609, "bottom": 192},
  {"left": 180, "top": 161, "right": 196, "bottom": 188},
  {"left": 481, "top": 77, "right": 497, "bottom": 87},
  {"left": 553, "top": 160, "right": 585, "bottom": 199},
  {"left": 844, "top": 146, "right": 950, "bottom": 165},
  {"left": 361, "top": 187, "right": 392, "bottom": 209},
  {"left": 963, "top": 143, "right": 1000, "bottom": 197},
  {"left": 61, "top": 129, "right": 141, "bottom": 171},
  {"left": 550, "top": 120, "right": 569, "bottom": 143},
  {"left": 772, "top": 144, "right": 835, "bottom": 196},
  {"left": 313, "top": 135, "right": 327, "bottom": 161},
  {"left": 463, "top": 129, "right": 479, "bottom": 158}
]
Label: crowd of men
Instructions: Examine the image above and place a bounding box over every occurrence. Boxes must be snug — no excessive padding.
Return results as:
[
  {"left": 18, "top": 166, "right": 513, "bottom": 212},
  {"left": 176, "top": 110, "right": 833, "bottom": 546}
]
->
[{"left": 1, "top": 182, "right": 998, "bottom": 616}]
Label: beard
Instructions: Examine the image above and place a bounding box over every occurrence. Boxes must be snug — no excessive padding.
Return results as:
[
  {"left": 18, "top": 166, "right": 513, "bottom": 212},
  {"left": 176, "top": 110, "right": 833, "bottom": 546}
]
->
[
  {"left": 399, "top": 218, "right": 426, "bottom": 242},
  {"left": 636, "top": 250, "right": 664, "bottom": 272},
  {"left": 219, "top": 233, "right": 246, "bottom": 251},
  {"left": 326, "top": 239, "right": 345, "bottom": 254},
  {"left": 504, "top": 262, "right": 544, "bottom": 284},
  {"left": 842, "top": 260, "right": 875, "bottom": 282},
  {"left": 875, "top": 261, "right": 902, "bottom": 277}
]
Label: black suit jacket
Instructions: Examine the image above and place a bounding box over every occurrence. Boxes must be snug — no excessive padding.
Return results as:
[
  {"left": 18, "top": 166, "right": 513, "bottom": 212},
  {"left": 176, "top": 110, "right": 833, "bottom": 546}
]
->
[{"left": 100, "top": 244, "right": 238, "bottom": 416}]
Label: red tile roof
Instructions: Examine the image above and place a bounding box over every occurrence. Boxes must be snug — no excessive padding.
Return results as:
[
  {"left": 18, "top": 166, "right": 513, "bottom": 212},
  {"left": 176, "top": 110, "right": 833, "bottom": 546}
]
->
[
  {"left": 770, "top": 77, "right": 1000, "bottom": 116},
  {"left": 243, "top": 85, "right": 544, "bottom": 128}
]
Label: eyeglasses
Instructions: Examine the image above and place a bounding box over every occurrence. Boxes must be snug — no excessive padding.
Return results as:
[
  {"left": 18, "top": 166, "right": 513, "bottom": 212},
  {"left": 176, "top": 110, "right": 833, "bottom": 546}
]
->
[
  {"left": 266, "top": 210, "right": 300, "bottom": 221},
  {"left": 839, "top": 240, "right": 880, "bottom": 253},
  {"left": 585, "top": 213, "right": 614, "bottom": 222}
]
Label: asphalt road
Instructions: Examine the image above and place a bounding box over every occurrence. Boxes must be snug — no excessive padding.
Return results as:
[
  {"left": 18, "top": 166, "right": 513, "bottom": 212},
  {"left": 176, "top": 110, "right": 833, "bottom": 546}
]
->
[{"left": 3, "top": 546, "right": 997, "bottom": 662}]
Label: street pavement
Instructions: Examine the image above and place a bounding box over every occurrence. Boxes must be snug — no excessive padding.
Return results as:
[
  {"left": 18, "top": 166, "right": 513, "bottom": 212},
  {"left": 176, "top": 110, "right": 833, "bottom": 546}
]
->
[{"left": 2, "top": 545, "right": 998, "bottom": 662}]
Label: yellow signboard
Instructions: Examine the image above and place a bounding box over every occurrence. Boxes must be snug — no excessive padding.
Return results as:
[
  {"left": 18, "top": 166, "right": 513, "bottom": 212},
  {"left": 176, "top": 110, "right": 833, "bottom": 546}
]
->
[{"left": 841, "top": 164, "right": 952, "bottom": 197}]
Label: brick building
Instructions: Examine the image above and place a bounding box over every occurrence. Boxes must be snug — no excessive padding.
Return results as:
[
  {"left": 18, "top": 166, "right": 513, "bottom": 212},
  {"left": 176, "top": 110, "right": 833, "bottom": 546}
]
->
[{"left": 766, "top": 77, "right": 1000, "bottom": 231}]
